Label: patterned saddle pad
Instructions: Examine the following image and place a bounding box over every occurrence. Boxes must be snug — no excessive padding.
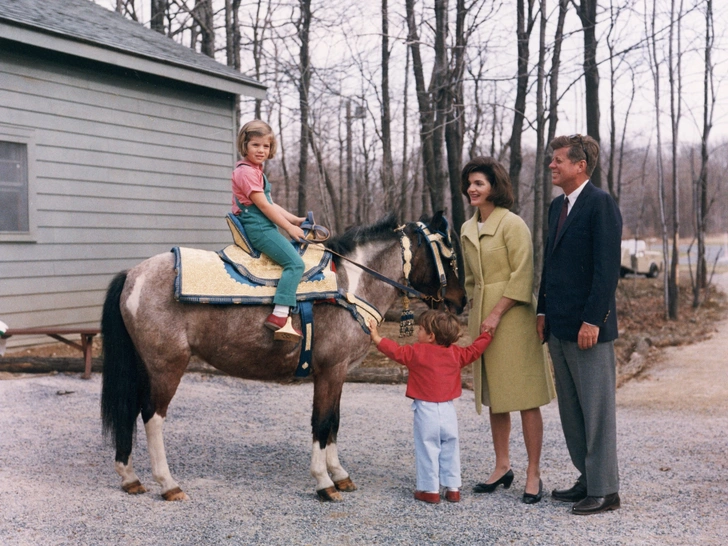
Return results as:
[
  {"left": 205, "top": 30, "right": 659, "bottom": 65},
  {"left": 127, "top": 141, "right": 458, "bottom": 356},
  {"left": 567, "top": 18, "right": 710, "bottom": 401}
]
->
[{"left": 172, "top": 244, "right": 339, "bottom": 305}]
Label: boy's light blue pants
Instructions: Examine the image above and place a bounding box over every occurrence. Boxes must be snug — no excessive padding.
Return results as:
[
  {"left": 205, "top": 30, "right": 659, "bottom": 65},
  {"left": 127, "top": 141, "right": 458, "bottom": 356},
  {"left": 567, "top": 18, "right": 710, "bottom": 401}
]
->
[{"left": 412, "top": 399, "right": 461, "bottom": 492}]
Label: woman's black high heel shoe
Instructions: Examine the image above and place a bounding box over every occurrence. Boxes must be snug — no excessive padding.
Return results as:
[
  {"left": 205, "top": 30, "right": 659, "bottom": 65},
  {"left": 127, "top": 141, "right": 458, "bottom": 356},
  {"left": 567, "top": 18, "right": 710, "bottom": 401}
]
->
[
  {"left": 522, "top": 479, "right": 543, "bottom": 504},
  {"left": 473, "top": 469, "right": 514, "bottom": 493}
]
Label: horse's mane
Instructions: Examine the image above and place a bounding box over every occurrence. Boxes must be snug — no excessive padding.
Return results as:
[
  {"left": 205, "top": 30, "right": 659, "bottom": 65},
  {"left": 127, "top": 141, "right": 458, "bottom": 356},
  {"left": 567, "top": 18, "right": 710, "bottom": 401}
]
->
[{"left": 326, "top": 213, "right": 400, "bottom": 256}]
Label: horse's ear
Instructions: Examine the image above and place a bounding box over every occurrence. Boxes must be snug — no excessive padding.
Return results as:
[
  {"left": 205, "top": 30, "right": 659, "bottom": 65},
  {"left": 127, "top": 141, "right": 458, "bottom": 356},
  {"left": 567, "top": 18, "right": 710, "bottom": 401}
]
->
[{"left": 428, "top": 210, "right": 449, "bottom": 235}]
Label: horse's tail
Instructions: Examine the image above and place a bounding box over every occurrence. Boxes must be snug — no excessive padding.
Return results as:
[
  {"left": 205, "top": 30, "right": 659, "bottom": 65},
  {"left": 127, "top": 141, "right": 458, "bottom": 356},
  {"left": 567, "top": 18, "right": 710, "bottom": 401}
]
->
[{"left": 101, "top": 271, "right": 148, "bottom": 460}]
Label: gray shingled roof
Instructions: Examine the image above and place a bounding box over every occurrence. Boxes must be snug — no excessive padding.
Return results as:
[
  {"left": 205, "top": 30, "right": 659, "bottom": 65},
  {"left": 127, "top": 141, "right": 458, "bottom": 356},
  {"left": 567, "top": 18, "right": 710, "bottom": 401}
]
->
[{"left": 0, "top": 0, "right": 265, "bottom": 96}]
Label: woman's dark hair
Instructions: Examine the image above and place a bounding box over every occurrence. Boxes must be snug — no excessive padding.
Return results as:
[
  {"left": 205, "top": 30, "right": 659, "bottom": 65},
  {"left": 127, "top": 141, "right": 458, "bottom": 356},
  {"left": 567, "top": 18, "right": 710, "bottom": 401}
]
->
[{"left": 460, "top": 156, "right": 514, "bottom": 209}]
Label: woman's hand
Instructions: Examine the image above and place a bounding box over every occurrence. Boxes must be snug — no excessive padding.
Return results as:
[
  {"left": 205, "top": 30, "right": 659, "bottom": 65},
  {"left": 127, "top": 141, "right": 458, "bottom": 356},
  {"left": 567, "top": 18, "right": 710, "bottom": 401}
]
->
[
  {"left": 480, "top": 313, "right": 500, "bottom": 336},
  {"left": 480, "top": 296, "right": 517, "bottom": 336}
]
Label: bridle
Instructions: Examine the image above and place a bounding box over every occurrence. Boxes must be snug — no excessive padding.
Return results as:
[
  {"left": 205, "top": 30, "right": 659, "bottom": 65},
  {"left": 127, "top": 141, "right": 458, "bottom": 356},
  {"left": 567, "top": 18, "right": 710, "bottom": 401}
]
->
[
  {"left": 396, "top": 221, "right": 459, "bottom": 306},
  {"left": 300, "top": 221, "right": 458, "bottom": 306}
]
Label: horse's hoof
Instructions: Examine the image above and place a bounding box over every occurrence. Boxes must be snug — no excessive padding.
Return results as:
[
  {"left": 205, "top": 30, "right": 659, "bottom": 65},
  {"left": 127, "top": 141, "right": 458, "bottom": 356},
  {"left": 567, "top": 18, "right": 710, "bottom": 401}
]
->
[
  {"left": 334, "top": 477, "right": 357, "bottom": 492},
  {"left": 162, "top": 487, "right": 189, "bottom": 501},
  {"left": 316, "top": 486, "right": 343, "bottom": 502},
  {"left": 122, "top": 480, "right": 147, "bottom": 495}
]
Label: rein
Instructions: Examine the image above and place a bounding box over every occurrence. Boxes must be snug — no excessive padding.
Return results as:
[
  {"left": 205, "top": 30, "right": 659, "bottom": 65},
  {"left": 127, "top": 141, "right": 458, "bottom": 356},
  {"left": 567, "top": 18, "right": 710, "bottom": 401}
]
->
[
  {"left": 300, "top": 242, "right": 431, "bottom": 301},
  {"left": 299, "top": 221, "right": 455, "bottom": 306}
]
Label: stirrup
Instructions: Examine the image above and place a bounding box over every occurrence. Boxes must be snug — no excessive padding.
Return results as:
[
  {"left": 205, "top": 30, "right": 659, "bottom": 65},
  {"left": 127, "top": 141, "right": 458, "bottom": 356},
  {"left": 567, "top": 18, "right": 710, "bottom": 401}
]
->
[{"left": 273, "top": 316, "right": 302, "bottom": 342}]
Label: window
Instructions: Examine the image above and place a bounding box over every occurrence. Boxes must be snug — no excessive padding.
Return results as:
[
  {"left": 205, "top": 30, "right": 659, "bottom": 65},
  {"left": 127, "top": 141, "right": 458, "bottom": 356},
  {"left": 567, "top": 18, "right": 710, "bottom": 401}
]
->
[
  {"left": 0, "top": 141, "right": 29, "bottom": 232},
  {"left": 0, "top": 126, "right": 35, "bottom": 242}
]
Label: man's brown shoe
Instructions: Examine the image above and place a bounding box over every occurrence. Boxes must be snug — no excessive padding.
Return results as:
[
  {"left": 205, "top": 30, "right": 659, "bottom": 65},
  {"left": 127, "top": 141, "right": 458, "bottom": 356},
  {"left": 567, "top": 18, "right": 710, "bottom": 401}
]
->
[
  {"left": 414, "top": 490, "right": 440, "bottom": 504},
  {"left": 571, "top": 493, "right": 621, "bottom": 515},
  {"left": 551, "top": 481, "right": 587, "bottom": 502}
]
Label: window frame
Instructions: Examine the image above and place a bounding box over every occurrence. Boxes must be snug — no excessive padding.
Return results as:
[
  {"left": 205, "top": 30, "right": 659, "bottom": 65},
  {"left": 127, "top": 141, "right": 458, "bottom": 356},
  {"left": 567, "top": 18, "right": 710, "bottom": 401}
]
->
[{"left": 0, "top": 125, "right": 37, "bottom": 243}]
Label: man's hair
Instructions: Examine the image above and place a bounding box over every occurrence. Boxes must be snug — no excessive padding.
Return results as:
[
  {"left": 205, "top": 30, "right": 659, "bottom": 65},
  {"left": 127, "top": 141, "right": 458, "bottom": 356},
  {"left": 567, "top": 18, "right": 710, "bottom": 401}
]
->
[
  {"left": 460, "top": 156, "right": 514, "bottom": 209},
  {"left": 417, "top": 310, "right": 462, "bottom": 347},
  {"left": 237, "top": 120, "right": 277, "bottom": 160},
  {"left": 549, "top": 134, "right": 599, "bottom": 176}
]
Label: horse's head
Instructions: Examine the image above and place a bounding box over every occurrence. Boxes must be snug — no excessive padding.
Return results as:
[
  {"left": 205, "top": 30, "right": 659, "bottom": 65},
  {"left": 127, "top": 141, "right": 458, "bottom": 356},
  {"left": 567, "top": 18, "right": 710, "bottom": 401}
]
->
[{"left": 405, "top": 211, "right": 467, "bottom": 315}]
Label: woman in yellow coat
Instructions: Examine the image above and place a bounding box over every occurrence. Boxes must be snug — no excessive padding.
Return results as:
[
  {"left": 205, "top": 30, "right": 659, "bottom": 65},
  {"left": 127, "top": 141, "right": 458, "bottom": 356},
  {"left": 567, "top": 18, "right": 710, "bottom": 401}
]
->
[{"left": 460, "top": 157, "right": 555, "bottom": 504}]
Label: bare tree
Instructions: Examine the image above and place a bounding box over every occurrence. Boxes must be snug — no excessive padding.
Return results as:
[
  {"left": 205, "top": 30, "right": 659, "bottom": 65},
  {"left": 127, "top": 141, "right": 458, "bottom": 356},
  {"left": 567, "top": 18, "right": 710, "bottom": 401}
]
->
[
  {"left": 508, "top": 0, "right": 536, "bottom": 213},
  {"left": 296, "top": 0, "right": 312, "bottom": 216},
  {"left": 572, "top": 0, "right": 602, "bottom": 188},
  {"left": 405, "top": 0, "right": 440, "bottom": 212},
  {"left": 532, "top": 0, "right": 547, "bottom": 278},
  {"left": 645, "top": 0, "right": 670, "bottom": 318},
  {"left": 540, "top": 0, "right": 568, "bottom": 257},
  {"left": 151, "top": 0, "right": 168, "bottom": 33},
  {"left": 694, "top": 0, "right": 715, "bottom": 305},
  {"left": 666, "top": 0, "right": 684, "bottom": 319},
  {"left": 445, "top": 0, "right": 468, "bottom": 232},
  {"left": 380, "top": 0, "right": 396, "bottom": 214}
]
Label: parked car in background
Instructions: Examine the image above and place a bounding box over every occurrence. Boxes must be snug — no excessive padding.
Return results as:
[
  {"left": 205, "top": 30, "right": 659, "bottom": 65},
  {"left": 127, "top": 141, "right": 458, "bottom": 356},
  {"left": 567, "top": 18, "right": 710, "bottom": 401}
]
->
[{"left": 620, "top": 239, "right": 663, "bottom": 278}]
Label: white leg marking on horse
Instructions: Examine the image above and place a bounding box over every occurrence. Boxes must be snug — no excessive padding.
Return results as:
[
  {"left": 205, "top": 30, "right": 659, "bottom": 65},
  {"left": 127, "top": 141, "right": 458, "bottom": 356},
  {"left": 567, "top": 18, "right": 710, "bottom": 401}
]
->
[
  {"left": 115, "top": 454, "right": 141, "bottom": 486},
  {"left": 311, "top": 442, "right": 335, "bottom": 491},
  {"left": 125, "top": 272, "right": 146, "bottom": 318},
  {"left": 145, "top": 414, "right": 184, "bottom": 496},
  {"left": 325, "top": 443, "right": 348, "bottom": 482}
]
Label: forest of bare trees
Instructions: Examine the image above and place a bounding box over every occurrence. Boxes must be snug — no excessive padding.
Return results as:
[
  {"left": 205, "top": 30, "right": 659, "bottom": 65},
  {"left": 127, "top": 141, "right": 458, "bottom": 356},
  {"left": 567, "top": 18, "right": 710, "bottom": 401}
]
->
[{"left": 104, "top": 0, "right": 725, "bottom": 314}]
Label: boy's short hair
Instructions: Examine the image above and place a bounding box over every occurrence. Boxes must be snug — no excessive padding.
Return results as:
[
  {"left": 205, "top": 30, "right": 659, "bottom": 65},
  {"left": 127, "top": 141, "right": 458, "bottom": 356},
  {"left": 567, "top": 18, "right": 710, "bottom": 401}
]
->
[
  {"left": 237, "top": 120, "right": 277, "bottom": 160},
  {"left": 418, "top": 310, "right": 462, "bottom": 347}
]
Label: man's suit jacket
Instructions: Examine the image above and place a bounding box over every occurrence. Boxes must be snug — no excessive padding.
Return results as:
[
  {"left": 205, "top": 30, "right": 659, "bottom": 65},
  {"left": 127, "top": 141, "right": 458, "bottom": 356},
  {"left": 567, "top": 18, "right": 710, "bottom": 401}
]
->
[{"left": 537, "top": 182, "right": 623, "bottom": 343}]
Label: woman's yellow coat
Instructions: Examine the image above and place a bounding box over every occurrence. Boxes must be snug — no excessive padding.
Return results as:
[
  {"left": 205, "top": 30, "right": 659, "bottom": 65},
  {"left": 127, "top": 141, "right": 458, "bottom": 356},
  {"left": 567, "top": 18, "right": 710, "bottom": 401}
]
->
[{"left": 461, "top": 207, "right": 555, "bottom": 414}]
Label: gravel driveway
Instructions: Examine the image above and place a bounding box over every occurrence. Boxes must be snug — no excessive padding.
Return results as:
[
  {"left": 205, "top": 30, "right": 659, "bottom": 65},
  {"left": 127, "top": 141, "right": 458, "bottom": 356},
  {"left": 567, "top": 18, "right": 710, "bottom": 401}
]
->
[{"left": 1, "top": 276, "right": 727, "bottom": 545}]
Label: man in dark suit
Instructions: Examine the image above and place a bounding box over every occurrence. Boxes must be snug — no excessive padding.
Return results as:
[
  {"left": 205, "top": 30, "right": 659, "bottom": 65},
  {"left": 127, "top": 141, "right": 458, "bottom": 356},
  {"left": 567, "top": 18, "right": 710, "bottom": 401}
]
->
[{"left": 537, "top": 134, "right": 623, "bottom": 515}]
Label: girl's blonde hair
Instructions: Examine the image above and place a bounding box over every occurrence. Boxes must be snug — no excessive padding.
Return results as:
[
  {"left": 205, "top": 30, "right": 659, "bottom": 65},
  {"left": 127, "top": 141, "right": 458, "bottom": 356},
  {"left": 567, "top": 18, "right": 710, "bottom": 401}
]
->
[{"left": 237, "top": 120, "right": 277, "bottom": 160}]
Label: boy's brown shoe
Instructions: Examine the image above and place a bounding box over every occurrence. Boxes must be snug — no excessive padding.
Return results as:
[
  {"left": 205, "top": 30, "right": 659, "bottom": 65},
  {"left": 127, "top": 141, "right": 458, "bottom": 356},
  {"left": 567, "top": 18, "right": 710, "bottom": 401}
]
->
[
  {"left": 445, "top": 490, "right": 461, "bottom": 503},
  {"left": 414, "top": 490, "right": 440, "bottom": 504}
]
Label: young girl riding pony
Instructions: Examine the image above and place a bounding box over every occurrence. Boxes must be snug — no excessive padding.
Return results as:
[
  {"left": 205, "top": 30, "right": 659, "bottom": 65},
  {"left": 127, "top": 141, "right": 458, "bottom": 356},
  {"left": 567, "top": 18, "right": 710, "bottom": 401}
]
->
[{"left": 232, "top": 120, "right": 306, "bottom": 342}]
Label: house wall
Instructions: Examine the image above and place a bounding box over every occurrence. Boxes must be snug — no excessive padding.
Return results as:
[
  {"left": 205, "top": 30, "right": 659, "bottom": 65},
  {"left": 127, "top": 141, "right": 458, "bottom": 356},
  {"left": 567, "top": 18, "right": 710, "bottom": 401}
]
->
[{"left": 0, "top": 43, "right": 241, "bottom": 346}]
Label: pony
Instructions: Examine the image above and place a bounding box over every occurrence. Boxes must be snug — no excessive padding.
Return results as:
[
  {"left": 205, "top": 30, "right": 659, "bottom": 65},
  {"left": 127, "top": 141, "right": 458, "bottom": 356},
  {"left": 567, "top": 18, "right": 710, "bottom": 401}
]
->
[{"left": 100, "top": 212, "right": 466, "bottom": 501}]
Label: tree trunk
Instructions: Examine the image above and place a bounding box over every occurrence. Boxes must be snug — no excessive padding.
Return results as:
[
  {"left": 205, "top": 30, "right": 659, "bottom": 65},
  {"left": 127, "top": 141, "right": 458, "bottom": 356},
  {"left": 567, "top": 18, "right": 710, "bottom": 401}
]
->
[
  {"left": 695, "top": 0, "right": 714, "bottom": 303},
  {"left": 297, "top": 0, "right": 312, "bottom": 216},
  {"left": 647, "top": 0, "right": 670, "bottom": 319},
  {"left": 541, "top": 0, "right": 568, "bottom": 253},
  {"left": 151, "top": 0, "right": 167, "bottom": 34},
  {"left": 430, "top": 0, "right": 449, "bottom": 213},
  {"left": 380, "top": 0, "right": 396, "bottom": 214},
  {"left": 667, "top": 0, "right": 684, "bottom": 320},
  {"left": 309, "top": 130, "right": 342, "bottom": 234},
  {"left": 576, "top": 0, "right": 602, "bottom": 188},
  {"left": 532, "top": 0, "right": 546, "bottom": 285},
  {"left": 195, "top": 0, "right": 215, "bottom": 58},
  {"left": 405, "top": 0, "right": 438, "bottom": 213},
  {"left": 445, "top": 0, "right": 467, "bottom": 233},
  {"left": 400, "top": 46, "right": 410, "bottom": 221},
  {"left": 508, "top": 0, "right": 535, "bottom": 213}
]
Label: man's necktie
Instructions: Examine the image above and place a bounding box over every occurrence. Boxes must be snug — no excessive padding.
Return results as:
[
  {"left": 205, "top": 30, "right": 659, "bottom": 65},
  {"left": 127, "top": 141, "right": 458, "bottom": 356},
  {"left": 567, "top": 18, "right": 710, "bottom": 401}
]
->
[{"left": 556, "top": 196, "right": 569, "bottom": 236}]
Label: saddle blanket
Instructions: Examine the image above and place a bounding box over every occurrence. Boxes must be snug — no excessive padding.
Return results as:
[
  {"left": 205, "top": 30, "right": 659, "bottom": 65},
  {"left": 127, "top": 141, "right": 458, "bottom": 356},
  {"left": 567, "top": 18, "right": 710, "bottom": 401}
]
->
[{"left": 172, "top": 245, "right": 339, "bottom": 305}]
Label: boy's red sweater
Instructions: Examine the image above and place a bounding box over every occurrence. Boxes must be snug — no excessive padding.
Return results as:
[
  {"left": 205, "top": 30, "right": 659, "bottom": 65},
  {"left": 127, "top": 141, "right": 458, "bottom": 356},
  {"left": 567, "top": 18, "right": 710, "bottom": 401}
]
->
[{"left": 376, "top": 331, "right": 492, "bottom": 403}]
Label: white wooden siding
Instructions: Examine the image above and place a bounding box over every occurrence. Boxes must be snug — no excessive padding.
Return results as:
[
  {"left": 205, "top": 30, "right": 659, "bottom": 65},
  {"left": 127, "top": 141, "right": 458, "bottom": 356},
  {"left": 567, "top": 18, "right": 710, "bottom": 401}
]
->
[{"left": 0, "top": 46, "right": 245, "bottom": 345}]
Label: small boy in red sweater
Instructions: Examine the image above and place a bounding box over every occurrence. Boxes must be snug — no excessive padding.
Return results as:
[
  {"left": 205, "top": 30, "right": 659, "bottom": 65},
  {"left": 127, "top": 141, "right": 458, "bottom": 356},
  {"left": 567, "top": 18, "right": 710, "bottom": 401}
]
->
[{"left": 369, "top": 310, "right": 492, "bottom": 504}]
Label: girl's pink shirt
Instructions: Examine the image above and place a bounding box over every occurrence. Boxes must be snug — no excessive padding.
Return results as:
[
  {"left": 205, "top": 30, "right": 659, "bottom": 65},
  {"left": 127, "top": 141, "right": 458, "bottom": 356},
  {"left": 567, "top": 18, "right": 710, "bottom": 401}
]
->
[{"left": 231, "top": 160, "right": 265, "bottom": 213}]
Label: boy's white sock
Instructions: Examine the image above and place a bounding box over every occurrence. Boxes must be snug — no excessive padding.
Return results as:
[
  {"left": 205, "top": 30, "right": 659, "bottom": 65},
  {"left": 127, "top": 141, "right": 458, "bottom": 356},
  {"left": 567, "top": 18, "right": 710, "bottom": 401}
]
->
[{"left": 272, "top": 305, "right": 290, "bottom": 318}]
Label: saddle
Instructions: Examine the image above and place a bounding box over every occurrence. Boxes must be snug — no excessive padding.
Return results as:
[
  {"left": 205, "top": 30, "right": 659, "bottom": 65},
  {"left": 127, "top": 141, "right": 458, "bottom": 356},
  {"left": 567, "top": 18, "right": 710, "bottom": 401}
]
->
[{"left": 171, "top": 213, "right": 381, "bottom": 377}]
